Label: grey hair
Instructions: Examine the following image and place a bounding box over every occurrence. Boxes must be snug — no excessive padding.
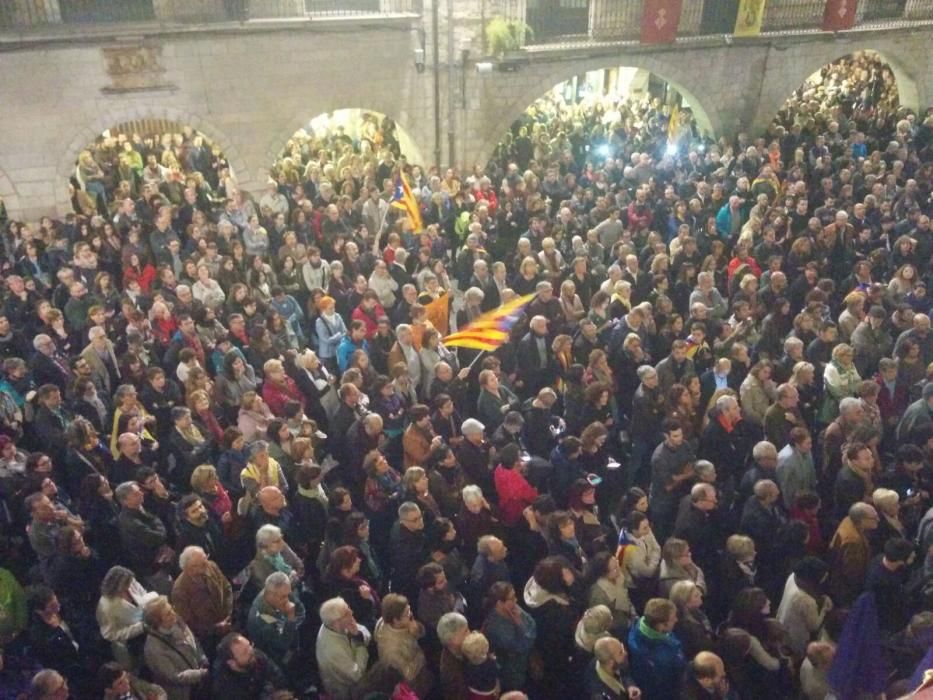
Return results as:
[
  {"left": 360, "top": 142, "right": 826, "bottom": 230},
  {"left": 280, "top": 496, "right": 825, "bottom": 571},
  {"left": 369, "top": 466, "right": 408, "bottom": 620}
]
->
[
  {"left": 464, "top": 286, "right": 485, "bottom": 302},
  {"left": 477, "top": 535, "right": 499, "bottom": 556},
  {"left": 30, "top": 669, "right": 66, "bottom": 697},
  {"left": 32, "top": 334, "right": 52, "bottom": 350},
  {"left": 263, "top": 571, "right": 291, "bottom": 593},
  {"left": 694, "top": 460, "right": 716, "bottom": 478},
  {"left": 461, "top": 485, "right": 484, "bottom": 505},
  {"left": 849, "top": 502, "right": 878, "bottom": 525},
  {"left": 249, "top": 440, "right": 269, "bottom": 458},
  {"left": 100, "top": 565, "right": 136, "bottom": 598},
  {"left": 636, "top": 365, "right": 656, "bottom": 381},
  {"left": 784, "top": 337, "right": 804, "bottom": 352},
  {"left": 839, "top": 397, "right": 861, "bottom": 416},
  {"left": 716, "top": 394, "right": 738, "bottom": 411},
  {"left": 255, "top": 524, "right": 283, "bottom": 549},
  {"left": 752, "top": 441, "right": 778, "bottom": 460},
  {"left": 398, "top": 501, "right": 421, "bottom": 520},
  {"left": 669, "top": 579, "right": 700, "bottom": 609},
  {"left": 114, "top": 481, "right": 138, "bottom": 505},
  {"left": 437, "top": 612, "right": 468, "bottom": 645},
  {"left": 88, "top": 325, "right": 107, "bottom": 341},
  {"left": 753, "top": 479, "right": 778, "bottom": 499},
  {"left": 319, "top": 596, "right": 350, "bottom": 626},
  {"left": 178, "top": 546, "right": 205, "bottom": 571},
  {"left": 114, "top": 385, "right": 137, "bottom": 403}
]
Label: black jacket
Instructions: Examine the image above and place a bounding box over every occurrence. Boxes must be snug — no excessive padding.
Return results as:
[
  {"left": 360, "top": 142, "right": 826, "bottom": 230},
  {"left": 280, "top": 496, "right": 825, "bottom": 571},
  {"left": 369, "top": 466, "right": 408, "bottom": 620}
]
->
[{"left": 388, "top": 522, "right": 427, "bottom": 603}]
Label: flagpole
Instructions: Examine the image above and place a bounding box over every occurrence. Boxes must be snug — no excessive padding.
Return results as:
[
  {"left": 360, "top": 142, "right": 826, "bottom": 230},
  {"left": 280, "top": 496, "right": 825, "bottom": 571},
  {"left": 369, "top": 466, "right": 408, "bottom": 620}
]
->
[{"left": 466, "top": 349, "right": 486, "bottom": 371}]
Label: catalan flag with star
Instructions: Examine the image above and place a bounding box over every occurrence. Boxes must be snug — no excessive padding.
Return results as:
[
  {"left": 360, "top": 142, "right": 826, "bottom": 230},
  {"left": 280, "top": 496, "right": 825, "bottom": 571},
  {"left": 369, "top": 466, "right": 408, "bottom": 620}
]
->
[
  {"left": 390, "top": 173, "right": 423, "bottom": 233},
  {"left": 442, "top": 293, "right": 535, "bottom": 351}
]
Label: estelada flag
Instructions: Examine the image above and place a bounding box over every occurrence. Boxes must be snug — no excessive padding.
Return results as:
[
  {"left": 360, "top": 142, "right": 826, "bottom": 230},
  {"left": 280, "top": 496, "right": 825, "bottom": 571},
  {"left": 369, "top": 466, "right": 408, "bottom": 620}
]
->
[
  {"left": 443, "top": 293, "right": 535, "bottom": 352},
  {"left": 822, "top": 0, "right": 856, "bottom": 30},
  {"left": 389, "top": 173, "right": 423, "bottom": 233},
  {"left": 640, "top": 0, "right": 683, "bottom": 44},
  {"left": 734, "top": 0, "right": 766, "bottom": 36}
]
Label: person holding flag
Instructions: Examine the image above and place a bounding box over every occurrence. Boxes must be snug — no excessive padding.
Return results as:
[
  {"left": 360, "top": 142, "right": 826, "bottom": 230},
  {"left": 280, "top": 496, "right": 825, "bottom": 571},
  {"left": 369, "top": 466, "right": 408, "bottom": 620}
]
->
[{"left": 389, "top": 172, "right": 424, "bottom": 234}]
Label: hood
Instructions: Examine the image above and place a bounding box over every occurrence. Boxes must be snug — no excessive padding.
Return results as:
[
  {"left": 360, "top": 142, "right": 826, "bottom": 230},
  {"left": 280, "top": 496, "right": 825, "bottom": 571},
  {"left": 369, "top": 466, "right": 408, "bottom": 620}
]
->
[{"left": 523, "top": 576, "right": 568, "bottom": 609}]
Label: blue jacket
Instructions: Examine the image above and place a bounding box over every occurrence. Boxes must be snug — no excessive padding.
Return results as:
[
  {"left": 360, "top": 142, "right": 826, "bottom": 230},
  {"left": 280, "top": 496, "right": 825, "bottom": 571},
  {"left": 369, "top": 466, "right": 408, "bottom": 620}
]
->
[
  {"left": 336, "top": 336, "right": 368, "bottom": 373},
  {"left": 627, "top": 617, "right": 686, "bottom": 700},
  {"left": 715, "top": 203, "right": 734, "bottom": 239},
  {"left": 316, "top": 313, "right": 348, "bottom": 360}
]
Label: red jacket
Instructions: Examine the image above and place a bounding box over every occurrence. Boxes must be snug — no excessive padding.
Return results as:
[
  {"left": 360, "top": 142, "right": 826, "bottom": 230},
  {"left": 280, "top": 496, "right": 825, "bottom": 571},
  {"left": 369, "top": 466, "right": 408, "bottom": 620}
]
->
[
  {"left": 123, "top": 263, "right": 157, "bottom": 294},
  {"left": 261, "top": 376, "right": 304, "bottom": 417},
  {"left": 494, "top": 464, "right": 538, "bottom": 526},
  {"left": 351, "top": 303, "right": 387, "bottom": 339}
]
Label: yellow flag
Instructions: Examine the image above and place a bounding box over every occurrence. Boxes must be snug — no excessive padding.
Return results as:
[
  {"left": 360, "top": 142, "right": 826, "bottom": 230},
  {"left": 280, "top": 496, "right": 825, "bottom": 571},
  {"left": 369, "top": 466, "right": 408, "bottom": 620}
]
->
[
  {"left": 423, "top": 292, "right": 450, "bottom": 337},
  {"left": 734, "top": 0, "right": 766, "bottom": 36}
]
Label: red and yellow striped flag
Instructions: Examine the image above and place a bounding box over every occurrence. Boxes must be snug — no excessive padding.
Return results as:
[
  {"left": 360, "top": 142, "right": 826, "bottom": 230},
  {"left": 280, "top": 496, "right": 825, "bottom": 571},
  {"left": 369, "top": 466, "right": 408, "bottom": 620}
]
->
[
  {"left": 443, "top": 293, "right": 535, "bottom": 351},
  {"left": 389, "top": 173, "right": 423, "bottom": 233}
]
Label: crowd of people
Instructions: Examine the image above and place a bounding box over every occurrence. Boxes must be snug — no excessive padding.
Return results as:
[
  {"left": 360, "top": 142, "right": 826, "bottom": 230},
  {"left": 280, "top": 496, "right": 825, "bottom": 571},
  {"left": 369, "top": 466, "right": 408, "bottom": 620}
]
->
[{"left": 0, "top": 50, "right": 932, "bottom": 700}]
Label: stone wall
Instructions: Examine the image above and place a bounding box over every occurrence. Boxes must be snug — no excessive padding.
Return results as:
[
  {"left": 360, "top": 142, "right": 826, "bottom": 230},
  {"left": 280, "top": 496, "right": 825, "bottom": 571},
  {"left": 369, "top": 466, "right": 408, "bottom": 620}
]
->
[{"left": 0, "top": 15, "right": 930, "bottom": 220}]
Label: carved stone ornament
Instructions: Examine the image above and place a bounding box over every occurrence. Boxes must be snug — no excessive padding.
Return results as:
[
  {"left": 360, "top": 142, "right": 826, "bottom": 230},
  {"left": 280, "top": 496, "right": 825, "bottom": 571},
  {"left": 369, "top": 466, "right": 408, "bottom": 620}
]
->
[{"left": 101, "top": 45, "right": 174, "bottom": 93}]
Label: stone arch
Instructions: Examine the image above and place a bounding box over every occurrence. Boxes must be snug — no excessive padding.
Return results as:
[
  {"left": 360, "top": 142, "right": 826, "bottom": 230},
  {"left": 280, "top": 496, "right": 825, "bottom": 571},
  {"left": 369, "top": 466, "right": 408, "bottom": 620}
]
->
[
  {"left": 473, "top": 53, "right": 723, "bottom": 168},
  {"left": 752, "top": 46, "right": 923, "bottom": 133},
  {"left": 55, "top": 106, "right": 246, "bottom": 213},
  {"left": 0, "top": 165, "right": 22, "bottom": 221},
  {"left": 262, "top": 104, "right": 426, "bottom": 181}
]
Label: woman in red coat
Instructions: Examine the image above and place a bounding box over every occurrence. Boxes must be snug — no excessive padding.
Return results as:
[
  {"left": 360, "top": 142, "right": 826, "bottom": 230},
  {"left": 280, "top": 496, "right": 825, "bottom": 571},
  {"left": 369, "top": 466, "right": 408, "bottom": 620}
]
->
[
  {"left": 261, "top": 358, "right": 305, "bottom": 417},
  {"left": 123, "top": 253, "right": 157, "bottom": 294},
  {"left": 494, "top": 443, "right": 539, "bottom": 527}
]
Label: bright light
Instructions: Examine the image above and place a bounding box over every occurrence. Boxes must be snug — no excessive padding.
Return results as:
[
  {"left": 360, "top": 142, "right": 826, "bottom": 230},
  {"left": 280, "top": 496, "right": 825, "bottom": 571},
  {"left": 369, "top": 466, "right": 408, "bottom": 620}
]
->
[
  {"left": 597, "top": 144, "right": 611, "bottom": 157},
  {"left": 665, "top": 143, "right": 678, "bottom": 156},
  {"left": 697, "top": 144, "right": 706, "bottom": 152}
]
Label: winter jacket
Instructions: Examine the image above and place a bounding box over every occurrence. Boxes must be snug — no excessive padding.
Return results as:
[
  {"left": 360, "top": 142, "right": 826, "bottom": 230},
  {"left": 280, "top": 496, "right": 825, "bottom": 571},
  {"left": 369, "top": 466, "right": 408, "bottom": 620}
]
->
[{"left": 626, "top": 616, "right": 686, "bottom": 700}]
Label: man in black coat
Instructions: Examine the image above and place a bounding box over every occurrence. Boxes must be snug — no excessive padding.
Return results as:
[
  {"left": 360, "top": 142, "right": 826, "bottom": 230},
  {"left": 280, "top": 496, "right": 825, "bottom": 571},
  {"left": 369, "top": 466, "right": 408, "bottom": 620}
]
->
[
  {"left": 698, "top": 394, "right": 751, "bottom": 509},
  {"left": 176, "top": 494, "right": 224, "bottom": 560},
  {"left": 211, "top": 632, "right": 290, "bottom": 700},
  {"left": 673, "top": 482, "right": 721, "bottom": 581},
  {"left": 29, "top": 335, "right": 72, "bottom": 393},
  {"left": 389, "top": 502, "right": 428, "bottom": 603},
  {"left": 31, "top": 384, "right": 71, "bottom": 465},
  {"left": 515, "top": 315, "right": 557, "bottom": 399},
  {"left": 738, "top": 479, "right": 787, "bottom": 601}
]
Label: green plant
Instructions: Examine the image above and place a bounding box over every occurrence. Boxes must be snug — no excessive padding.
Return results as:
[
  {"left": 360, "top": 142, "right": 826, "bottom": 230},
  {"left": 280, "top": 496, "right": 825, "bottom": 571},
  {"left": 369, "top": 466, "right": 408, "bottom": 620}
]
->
[{"left": 485, "top": 16, "right": 533, "bottom": 56}]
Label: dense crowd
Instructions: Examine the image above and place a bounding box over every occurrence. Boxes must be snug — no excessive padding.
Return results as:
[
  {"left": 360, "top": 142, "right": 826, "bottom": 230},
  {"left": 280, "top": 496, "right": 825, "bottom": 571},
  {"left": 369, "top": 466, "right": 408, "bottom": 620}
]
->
[{"left": 0, "top": 51, "right": 932, "bottom": 700}]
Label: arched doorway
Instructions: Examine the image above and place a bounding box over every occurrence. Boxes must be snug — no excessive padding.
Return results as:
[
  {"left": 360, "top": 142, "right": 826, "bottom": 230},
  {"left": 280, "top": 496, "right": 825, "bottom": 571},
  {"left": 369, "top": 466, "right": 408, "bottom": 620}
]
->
[
  {"left": 66, "top": 118, "right": 233, "bottom": 216},
  {"left": 269, "top": 108, "right": 424, "bottom": 188},
  {"left": 490, "top": 65, "right": 714, "bottom": 170},
  {"left": 766, "top": 50, "right": 921, "bottom": 142}
]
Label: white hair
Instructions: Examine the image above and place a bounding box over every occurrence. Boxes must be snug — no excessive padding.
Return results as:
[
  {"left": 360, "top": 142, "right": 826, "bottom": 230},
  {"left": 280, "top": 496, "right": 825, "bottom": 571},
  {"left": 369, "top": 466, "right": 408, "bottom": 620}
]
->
[
  {"left": 320, "top": 596, "right": 350, "bottom": 626},
  {"left": 437, "top": 612, "right": 468, "bottom": 645},
  {"left": 263, "top": 571, "right": 291, "bottom": 593},
  {"left": 255, "top": 524, "right": 283, "bottom": 549},
  {"left": 461, "top": 485, "right": 484, "bottom": 506},
  {"left": 178, "top": 546, "right": 205, "bottom": 570}
]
